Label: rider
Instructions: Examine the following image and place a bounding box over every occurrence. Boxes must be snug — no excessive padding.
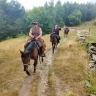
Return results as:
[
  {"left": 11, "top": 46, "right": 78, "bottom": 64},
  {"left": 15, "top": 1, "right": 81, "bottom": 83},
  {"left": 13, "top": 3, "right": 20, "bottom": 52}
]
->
[
  {"left": 24, "top": 21, "right": 46, "bottom": 57},
  {"left": 64, "top": 27, "right": 69, "bottom": 34},
  {"left": 50, "top": 24, "right": 61, "bottom": 43}
]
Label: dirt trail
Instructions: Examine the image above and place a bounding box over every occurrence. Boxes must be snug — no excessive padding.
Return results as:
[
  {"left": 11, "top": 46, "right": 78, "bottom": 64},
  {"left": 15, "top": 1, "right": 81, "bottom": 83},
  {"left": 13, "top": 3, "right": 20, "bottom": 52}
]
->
[{"left": 18, "top": 74, "right": 34, "bottom": 96}]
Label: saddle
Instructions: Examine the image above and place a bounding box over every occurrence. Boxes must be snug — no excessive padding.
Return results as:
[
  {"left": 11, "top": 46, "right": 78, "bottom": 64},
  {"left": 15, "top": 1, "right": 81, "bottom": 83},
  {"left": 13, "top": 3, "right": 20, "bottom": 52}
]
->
[
  {"left": 51, "top": 34, "right": 56, "bottom": 39},
  {"left": 51, "top": 34, "right": 60, "bottom": 43},
  {"left": 31, "top": 39, "right": 42, "bottom": 49},
  {"left": 32, "top": 39, "right": 43, "bottom": 56},
  {"left": 25, "top": 38, "right": 46, "bottom": 57}
]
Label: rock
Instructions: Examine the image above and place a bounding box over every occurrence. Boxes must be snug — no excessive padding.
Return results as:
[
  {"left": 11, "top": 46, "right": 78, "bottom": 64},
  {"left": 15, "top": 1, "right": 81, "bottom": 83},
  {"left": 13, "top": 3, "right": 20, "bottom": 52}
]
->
[
  {"left": 89, "top": 63, "right": 95, "bottom": 69},
  {"left": 92, "top": 54, "right": 96, "bottom": 61},
  {"left": 85, "top": 80, "right": 92, "bottom": 87},
  {"left": 89, "top": 94, "right": 96, "bottom": 96},
  {"left": 89, "top": 60, "right": 95, "bottom": 63},
  {"left": 42, "top": 91, "right": 44, "bottom": 93},
  {"left": 69, "top": 45, "right": 73, "bottom": 48}
]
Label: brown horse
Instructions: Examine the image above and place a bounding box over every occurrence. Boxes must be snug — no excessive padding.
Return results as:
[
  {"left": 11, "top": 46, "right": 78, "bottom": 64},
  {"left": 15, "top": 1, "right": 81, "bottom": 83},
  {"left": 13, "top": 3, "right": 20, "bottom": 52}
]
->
[
  {"left": 20, "top": 39, "right": 43, "bottom": 76},
  {"left": 64, "top": 28, "right": 69, "bottom": 37},
  {"left": 51, "top": 34, "right": 58, "bottom": 54}
]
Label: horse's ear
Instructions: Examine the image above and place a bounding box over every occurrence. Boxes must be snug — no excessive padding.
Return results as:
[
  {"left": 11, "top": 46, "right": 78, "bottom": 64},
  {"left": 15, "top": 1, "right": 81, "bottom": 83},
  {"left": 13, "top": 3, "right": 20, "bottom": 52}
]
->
[{"left": 19, "top": 49, "right": 23, "bottom": 55}]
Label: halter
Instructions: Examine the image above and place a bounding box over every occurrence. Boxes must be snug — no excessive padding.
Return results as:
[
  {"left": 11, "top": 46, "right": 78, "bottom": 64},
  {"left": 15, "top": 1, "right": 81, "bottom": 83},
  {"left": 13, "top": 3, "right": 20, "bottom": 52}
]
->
[{"left": 23, "top": 63, "right": 30, "bottom": 65}]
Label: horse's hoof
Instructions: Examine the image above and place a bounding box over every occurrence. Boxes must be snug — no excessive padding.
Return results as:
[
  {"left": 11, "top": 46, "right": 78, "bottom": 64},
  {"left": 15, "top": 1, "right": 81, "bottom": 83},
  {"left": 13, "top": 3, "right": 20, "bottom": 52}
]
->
[{"left": 26, "top": 71, "right": 31, "bottom": 76}]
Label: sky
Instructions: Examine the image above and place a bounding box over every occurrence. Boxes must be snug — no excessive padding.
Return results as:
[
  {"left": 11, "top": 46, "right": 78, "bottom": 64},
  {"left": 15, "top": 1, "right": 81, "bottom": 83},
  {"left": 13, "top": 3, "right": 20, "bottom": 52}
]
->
[{"left": 8, "top": 0, "right": 96, "bottom": 10}]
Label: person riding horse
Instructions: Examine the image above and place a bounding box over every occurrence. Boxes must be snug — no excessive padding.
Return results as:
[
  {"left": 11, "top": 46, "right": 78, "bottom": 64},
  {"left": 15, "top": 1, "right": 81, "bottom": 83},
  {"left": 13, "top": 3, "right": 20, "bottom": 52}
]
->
[
  {"left": 50, "top": 24, "right": 61, "bottom": 43},
  {"left": 24, "top": 21, "right": 46, "bottom": 57},
  {"left": 64, "top": 27, "right": 70, "bottom": 37}
]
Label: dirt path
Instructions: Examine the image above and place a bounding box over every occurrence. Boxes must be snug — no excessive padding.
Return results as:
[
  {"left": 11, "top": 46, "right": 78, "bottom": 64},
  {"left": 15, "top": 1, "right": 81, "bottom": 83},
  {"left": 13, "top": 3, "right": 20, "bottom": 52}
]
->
[
  {"left": 38, "top": 50, "right": 53, "bottom": 96},
  {"left": 18, "top": 76, "right": 34, "bottom": 96}
]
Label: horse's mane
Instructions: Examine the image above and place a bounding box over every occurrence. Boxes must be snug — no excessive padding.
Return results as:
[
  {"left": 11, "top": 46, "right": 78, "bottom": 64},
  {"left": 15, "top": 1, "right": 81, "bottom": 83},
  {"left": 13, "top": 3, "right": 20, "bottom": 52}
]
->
[{"left": 24, "top": 41, "right": 37, "bottom": 54}]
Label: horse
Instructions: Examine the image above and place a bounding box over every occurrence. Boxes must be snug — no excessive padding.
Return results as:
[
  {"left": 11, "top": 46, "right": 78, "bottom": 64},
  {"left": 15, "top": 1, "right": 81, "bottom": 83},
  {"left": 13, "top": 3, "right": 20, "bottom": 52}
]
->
[
  {"left": 20, "top": 39, "right": 43, "bottom": 76},
  {"left": 51, "top": 34, "right": 59, "bottom": 54},
  {"left": 64, "top": 28, "right": 69, "bottom": 37}
]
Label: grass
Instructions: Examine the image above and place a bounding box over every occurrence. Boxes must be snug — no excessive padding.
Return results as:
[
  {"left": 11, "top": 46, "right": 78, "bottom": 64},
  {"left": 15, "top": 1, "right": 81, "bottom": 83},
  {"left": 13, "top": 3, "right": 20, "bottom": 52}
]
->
[
  {"left": 53, "top": 37, "right": 88, "bottom": 96},
  {"left": 0, "top": 38, "right": 26, "bottom": 96}
]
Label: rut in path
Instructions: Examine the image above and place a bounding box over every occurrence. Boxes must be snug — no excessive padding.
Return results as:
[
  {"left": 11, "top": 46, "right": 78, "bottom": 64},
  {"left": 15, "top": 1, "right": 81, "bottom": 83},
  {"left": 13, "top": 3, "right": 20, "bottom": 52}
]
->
[{"left": 18, "top": 75, "right": 34, "bottom": 96}]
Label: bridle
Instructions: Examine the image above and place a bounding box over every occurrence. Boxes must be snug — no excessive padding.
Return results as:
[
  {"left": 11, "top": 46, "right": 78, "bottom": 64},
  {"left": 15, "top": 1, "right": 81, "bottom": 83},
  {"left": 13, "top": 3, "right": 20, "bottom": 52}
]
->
[{"left": 23, "top": 56, "right": 31, "bottom": 66}]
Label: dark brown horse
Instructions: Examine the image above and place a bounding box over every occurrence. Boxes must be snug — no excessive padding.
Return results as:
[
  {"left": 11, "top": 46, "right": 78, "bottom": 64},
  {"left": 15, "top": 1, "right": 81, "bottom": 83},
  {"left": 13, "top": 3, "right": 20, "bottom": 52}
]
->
[
  {"left": 20, "top": 39, "right": 43, "bottom": 76},
  {"left": 51, "top": 34, "right": 58, "bottom": 54},
  {"left": 64, "top": 28, "right": 69, "bottom": 37}
]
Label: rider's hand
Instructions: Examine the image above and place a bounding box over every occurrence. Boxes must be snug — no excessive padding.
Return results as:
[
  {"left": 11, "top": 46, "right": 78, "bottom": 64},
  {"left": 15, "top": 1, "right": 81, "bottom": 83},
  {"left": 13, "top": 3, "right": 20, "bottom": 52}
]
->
[
  {"left": 31, "top": 35, "right": 34, "bottom": 38},
  {"left": 35, "top": 37, "right": 38, "bottom": 40}
]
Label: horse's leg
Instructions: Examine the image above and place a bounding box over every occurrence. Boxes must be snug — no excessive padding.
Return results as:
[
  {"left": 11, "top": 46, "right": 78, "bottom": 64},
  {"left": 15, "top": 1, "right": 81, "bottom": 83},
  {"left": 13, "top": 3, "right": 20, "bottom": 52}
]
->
[
  {"left": 52, "top": 45, "right": 55, "bottom": 54},
  {"left": 33, "top": 59, "right": 38, "bottom": 73},
  {"left": 24, "top": 66, "right": 30, "bottom": 76},
  {"left": 26, "top": 70, "right": 30, "bottom": 76},
  {"left": 42, "top": 57, "right": 44, "bottom": 62},
  {"left": 56, "top": 43, "right": 58, "bottom": 49},
  {"left": 52, "top": 43, "right": 53, "bottom": 54}
]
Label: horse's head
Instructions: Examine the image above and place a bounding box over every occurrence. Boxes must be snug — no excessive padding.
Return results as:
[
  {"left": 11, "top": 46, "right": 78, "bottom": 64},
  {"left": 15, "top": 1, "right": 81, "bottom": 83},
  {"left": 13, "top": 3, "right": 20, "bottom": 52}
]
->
[{"left": 20, "top": 50, "right": 31, "bottom": 75}]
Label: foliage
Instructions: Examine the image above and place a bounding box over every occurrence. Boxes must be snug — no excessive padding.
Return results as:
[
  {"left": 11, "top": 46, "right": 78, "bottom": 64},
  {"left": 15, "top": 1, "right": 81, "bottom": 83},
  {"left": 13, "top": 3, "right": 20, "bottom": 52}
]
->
[
  {"left": 0, "top": 0, "right": 96, "bottom": 40},
  {"left": 0, "top": 0, "right": 27, "bottom": 41},
  {"left": 68, "top": 10, "right": 82, "bottom": 26}
]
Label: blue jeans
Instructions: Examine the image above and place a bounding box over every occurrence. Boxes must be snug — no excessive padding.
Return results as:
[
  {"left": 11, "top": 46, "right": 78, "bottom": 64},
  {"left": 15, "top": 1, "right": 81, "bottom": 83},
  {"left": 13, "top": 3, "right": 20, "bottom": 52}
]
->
[{"left": 55, "top": 34, "right": 60, "bottom": 40}]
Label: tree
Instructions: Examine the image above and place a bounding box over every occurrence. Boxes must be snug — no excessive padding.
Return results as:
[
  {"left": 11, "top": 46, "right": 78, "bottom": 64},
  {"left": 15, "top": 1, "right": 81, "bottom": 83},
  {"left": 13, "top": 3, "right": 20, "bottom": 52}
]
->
[
  {"left": 68, "top": 10, "right": 82, "bottom": 26},
  {"left": 55, "top": 0, "right": 64, "bottom": 27}
]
